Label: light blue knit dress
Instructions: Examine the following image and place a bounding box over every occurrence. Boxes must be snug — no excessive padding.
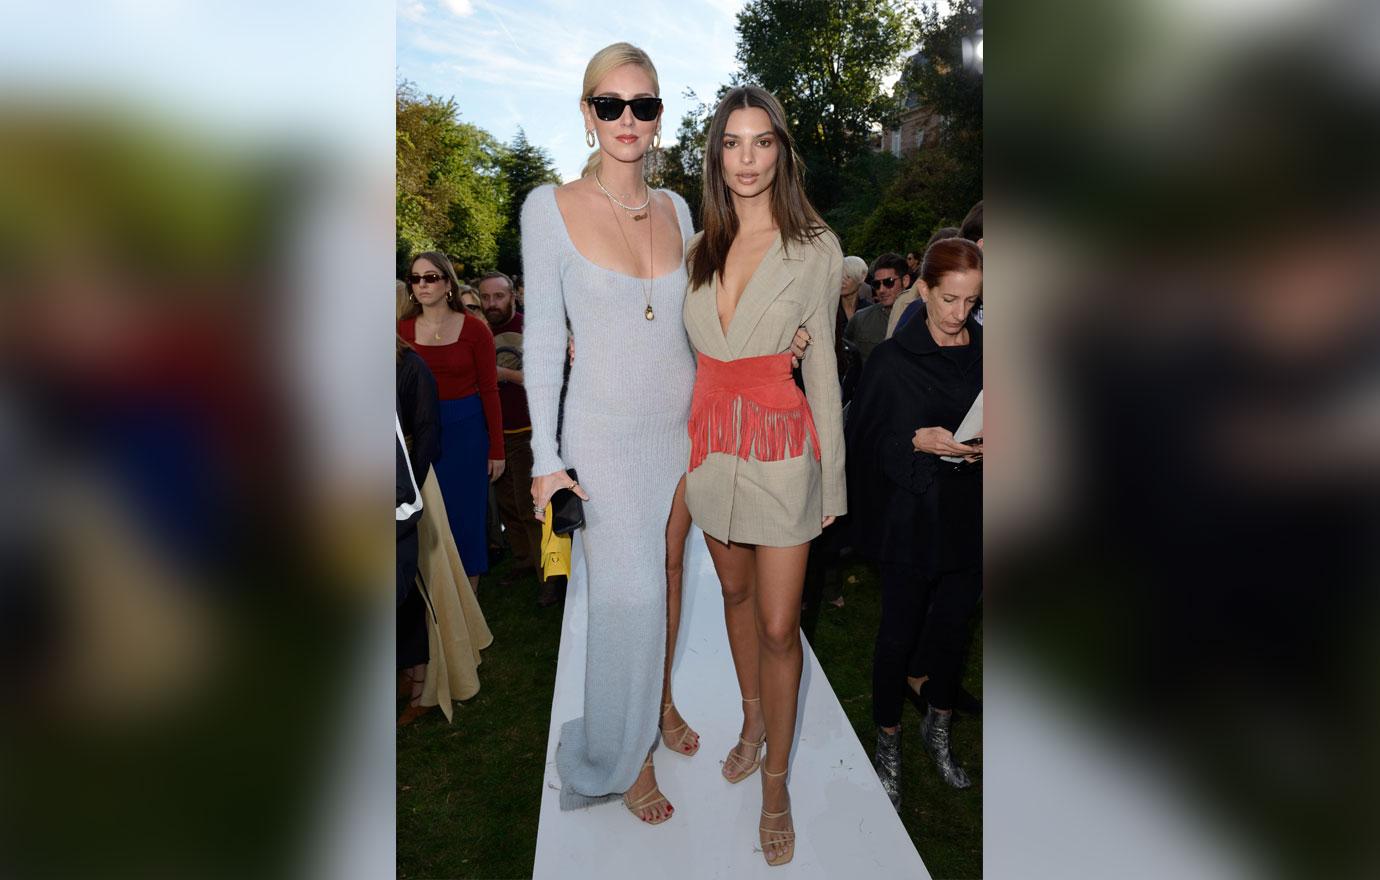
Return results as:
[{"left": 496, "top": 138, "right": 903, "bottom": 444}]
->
[{"left": 520, "top": 183, "right": 696, "bottom": 810}]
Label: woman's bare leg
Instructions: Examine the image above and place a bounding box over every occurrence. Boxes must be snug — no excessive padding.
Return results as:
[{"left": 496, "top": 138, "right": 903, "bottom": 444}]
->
[
  {"left": 660, "top": 476, "right": 698, "bottom": 752},
  {"left": 704, "top": 534, "right": 766, "bottom": 779},
  {"left": 754, "top": 542, "right": 810, "bottom": 861}
]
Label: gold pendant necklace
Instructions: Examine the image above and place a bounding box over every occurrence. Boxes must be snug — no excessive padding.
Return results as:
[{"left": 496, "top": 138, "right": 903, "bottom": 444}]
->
[
  {"left": 604, "top": 191, "right": 656, "bottom": 320},
  {"left": 422, "top": 313, "right": 448, "bottom": 340}
]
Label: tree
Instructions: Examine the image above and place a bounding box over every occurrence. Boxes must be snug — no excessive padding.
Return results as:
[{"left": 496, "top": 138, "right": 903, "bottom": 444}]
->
[
  {"left": 395, "top": 80, "right": 507, "bottom": 276},
  {"left": 648, "top": 89, "right": 715, "bottom": 224},
  {"left": 902, "top": 0, "right": 983, "bottom": 200},
  {"left": 836, "top": 0, "right": 983, "bottom": 256},
  {"left": 824, "top": 148, "right": 903, "bottom": 251},
  {"left": 495, "top": 127, "right": 560, "bottom": 274},
  {"left": 734, "top": 0, "right": 920, "bottom": 213},
  {"left": 848, "top": 148, "right": 970, "bottom": 257}
]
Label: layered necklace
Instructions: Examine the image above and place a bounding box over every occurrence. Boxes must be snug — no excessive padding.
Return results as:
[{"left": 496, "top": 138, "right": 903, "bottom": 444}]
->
[
  {"left": 593, "top": 170, "right": 650, "bottom": 221},
  {"left": 597, "top": 171, "right": 656, "bottom": 321}
]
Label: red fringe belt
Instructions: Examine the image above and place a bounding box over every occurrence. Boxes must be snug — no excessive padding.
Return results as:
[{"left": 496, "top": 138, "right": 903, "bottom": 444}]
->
[{"left": 688, "top": 352, "right": 821, "bottom": 472}]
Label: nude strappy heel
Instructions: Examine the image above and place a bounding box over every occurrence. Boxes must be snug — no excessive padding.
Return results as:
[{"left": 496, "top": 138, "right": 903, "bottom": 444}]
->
[
  {"left": 722, "top": 697, "right": 765, "bottom": 783},
  {"left": 661, "top": 701, "right": 700, "bottom": 756},
  {"left": 623, "top": 756, "right": 674, "bottom": 825},
  {"left": 759, "top": 766, "right": 795, "bottom": 867}
]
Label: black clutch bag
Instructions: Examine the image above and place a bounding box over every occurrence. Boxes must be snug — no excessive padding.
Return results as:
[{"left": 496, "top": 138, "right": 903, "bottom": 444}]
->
[{"left": 550, "top": 468, "right": 585, "bottom": 535}]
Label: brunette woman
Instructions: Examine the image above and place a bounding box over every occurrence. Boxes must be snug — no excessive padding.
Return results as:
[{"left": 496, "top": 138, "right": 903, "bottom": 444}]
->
[
  {"left": 682, "top": 85, "right": 846, "bottom": 867},
  {"left": 399, "top": 253, "right": 505, "bottom": 594}
]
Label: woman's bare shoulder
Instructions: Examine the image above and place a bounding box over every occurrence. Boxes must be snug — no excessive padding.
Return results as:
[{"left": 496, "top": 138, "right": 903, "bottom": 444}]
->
[{"left": 552, "top": 177, "right": 595, "bottom": 211}]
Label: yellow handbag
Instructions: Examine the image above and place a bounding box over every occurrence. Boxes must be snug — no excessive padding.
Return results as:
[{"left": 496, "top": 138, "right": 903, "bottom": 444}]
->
[{"left": 540, "top": 503, "right": 571, "bottom": 580}]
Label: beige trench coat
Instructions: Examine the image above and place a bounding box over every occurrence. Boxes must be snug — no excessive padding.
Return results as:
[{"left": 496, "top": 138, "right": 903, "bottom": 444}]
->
[
  {"left": 887, "top": 288, "right": 920, "bottom": 339},
  {"left": 682, "top": 230, "right": 847, "bottom": 546}
]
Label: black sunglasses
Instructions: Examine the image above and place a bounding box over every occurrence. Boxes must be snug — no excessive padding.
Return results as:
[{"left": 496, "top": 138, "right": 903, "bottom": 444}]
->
[
  {"left": 586, "top": 95, "right": 662, "bottom": 122},
  {"left": 408, "top": 272, "right": 444, "bottom": 285},
  {"left": 875, "top": 276, "right": 902, "bottom": 289}
]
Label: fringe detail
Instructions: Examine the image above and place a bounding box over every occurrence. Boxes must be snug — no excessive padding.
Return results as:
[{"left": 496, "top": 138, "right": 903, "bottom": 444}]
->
[{"left": 689, "top": 392, "right": 821, "bottom": 471}]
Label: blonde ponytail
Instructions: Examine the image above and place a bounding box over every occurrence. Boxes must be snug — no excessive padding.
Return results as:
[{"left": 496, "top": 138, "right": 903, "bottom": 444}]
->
[{"left": 580, "top": 148, "right": 603, "bottom": 179}]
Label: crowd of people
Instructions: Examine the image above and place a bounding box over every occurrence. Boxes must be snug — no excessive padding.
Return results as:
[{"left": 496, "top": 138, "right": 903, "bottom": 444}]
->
[{"left": 395, "top": 39, "right": 982, "bottom": 867}]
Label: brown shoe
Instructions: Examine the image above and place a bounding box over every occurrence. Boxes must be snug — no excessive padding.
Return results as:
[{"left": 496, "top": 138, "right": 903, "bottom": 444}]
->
[
  {"left": 397, "top": 702, "right": 431, "bottom": 726},
  {"left": 537, "top": 581, "right": 559, "bottom": 607}
]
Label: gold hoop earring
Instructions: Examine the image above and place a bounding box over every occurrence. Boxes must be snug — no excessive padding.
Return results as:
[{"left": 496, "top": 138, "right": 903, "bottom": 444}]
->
[
  {"left": 586, "top": 130, "right": 596, "bottom": 148},
  {"left": 653, "top": 129, "right": 661, "bottom": 150}
]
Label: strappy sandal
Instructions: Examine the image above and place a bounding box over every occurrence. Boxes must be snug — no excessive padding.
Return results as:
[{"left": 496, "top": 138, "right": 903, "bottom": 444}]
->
[
  {"left": 759, "top": 767, "right": 795, "bottom": 867},
  {"left": 661, "top": 702, "right": 700, "bottom": 756},
  {"left": 623, "top": 757, "right": 674, "bottom": 825},
  {"left": 722, "top": 697, "right": 765, "bottom": 783}
]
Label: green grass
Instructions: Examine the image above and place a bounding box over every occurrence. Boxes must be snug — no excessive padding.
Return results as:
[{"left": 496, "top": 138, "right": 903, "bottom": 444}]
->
[
  {"left": 804, "top": 562, "right": 983, "bottom": 880},
  {"left": 397, "top": 555, "right": 981, "bottom": 879}
]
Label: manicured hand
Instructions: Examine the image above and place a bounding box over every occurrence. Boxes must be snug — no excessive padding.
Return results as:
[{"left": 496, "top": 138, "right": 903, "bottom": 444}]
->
[
  {"left": 912, "top": 426, "right": 979, "bottom": 458},
  {"left": 531, "top": 470, "right": 590, "bottom": 522},
  {"left": 788, "top": 325, "right": 811, "bottom": 368}
]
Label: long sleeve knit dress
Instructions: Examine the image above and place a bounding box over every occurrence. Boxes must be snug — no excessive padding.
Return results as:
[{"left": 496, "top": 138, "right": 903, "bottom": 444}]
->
[{"left": 520, "top": 183, "right": 697, "bottom": 810}]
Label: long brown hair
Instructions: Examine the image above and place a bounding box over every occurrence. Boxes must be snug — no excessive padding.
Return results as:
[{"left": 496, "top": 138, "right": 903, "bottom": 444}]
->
[
  {"left": 688, "top": 85, "right": 829, "bottom": 289},
  {"left": 398, "top": 251, "right": 463, "bottom": 320}
]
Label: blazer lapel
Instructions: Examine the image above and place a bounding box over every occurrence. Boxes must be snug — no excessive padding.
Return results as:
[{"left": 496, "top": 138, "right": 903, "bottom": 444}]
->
[
  {"left": 689, "top": 275, "right": 733, "bottom": 360},
  {"left": 725, "top": 235, "right": 796, "bottom": 356}
]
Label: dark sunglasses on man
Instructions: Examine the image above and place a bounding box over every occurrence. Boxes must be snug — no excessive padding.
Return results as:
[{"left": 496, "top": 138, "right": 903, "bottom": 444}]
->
[
  {"left": 586, "top": 95, "right": 662, "bottom": 122},
  {"left": 408, "top": 272, "right": 444, "bottom": 284},
  {"left": 874, "top": 276, "right": 902, "bottom": 289}
]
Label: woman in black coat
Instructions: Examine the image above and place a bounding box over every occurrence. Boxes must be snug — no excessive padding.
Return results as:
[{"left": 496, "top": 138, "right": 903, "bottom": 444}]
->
[{"left": 845, "top": 238, "right": 983, "bottom": 807}]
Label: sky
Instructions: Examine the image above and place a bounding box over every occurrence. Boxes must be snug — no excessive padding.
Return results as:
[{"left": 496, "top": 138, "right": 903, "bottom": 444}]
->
[
  {"left": 396, "top": 0, "right": 946, "bottom": 182},
  {"left": 397, "top": 0, "right": 747, "bottom": 182},
  {"left": 1, "top": 1, "right": 393, "bottom": 160}
]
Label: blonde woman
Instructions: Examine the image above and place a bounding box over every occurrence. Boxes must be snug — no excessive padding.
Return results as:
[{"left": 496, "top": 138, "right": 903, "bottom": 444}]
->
[
  {"left": 521, "top": 42, "right": 696, "bottom": 825},
  {"left": 456, "top": 286, "right": 485, "bottom": 319}
]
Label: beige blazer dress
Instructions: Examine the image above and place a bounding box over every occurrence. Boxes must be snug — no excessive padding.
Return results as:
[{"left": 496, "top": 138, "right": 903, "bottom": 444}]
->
[{"left": 682, "top": 229, "right": 847, "bottom": 546}]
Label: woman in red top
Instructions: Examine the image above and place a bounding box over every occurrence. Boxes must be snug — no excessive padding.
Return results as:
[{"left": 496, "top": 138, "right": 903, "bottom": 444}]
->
[{"left": 399, "top": 251, "right": 505, "bottom": 592}]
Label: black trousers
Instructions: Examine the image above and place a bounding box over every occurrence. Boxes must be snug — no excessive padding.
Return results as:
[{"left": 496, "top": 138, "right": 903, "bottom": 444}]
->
[
  {"left": 397, "top": 528, "right": 430, "bottom": 670},
  {"left": 872, "top": 562, "right": 981, "bottom": 726}
]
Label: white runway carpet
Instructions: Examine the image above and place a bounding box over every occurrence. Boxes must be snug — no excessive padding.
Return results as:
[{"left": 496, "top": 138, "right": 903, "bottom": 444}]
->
[{"left": 533, "top": 526, "right": 931, "bottom": 879}]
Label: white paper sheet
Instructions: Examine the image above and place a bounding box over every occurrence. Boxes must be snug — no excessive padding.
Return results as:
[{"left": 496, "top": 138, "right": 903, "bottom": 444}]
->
[{"left": 942, "top": 390, "right": 983, "bottom": 461}]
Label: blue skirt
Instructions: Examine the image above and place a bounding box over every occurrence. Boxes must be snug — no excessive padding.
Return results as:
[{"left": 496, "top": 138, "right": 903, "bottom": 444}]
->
[{"left": 435, "top": 394, "right": 490, "bottom": 576}]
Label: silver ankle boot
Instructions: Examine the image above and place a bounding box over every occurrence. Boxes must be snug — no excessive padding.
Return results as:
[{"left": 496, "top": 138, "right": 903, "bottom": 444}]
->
[
  {"left": 874, "top": 727, "right": 902, "bottom": 809},
  {"left": 920, "top": 706, "right": 971, "bottom": 789}
]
